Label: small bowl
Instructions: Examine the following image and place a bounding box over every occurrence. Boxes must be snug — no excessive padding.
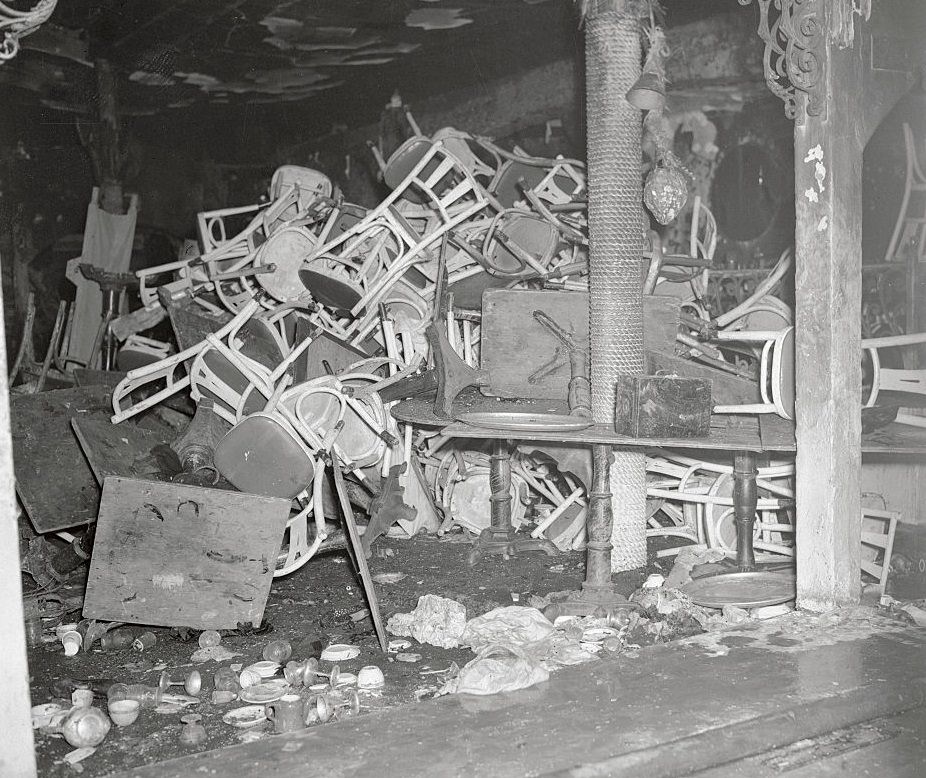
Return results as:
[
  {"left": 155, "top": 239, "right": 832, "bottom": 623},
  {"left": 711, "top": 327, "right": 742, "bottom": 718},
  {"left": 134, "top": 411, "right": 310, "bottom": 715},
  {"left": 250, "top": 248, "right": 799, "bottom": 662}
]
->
[
  {"left": 71, "top": 689, "right": 95, "bottom": 708},
  {"left": 245, "top": 660, "right": 280, "bottom": 678},
  {"left": 320, "top": 643, "right": 359, "bottom": 662},
  {"left": 32, "top": 703, "right": 65, "bottom": 729},
  {"left": 239, "top": 669, "right": 261, "bottom": 689},
  {"left": 357, "top": 665, "right": 385, "bottom": 690},
  {"left": 211, "top": 690, "right": 237, "bottom": 705},
  {"left": 580, "top": 626, "right": 618, "bottom": 643},
  {"left": 108, "top": 699, "right": 140, "bottom": 727}
]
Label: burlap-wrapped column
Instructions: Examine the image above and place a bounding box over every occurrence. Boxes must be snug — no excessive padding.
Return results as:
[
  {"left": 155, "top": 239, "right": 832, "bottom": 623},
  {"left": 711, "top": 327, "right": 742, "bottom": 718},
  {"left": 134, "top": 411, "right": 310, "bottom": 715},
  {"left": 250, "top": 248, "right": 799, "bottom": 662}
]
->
[{"left": 584, "top": 0, "right": 647, "bottom": 571}]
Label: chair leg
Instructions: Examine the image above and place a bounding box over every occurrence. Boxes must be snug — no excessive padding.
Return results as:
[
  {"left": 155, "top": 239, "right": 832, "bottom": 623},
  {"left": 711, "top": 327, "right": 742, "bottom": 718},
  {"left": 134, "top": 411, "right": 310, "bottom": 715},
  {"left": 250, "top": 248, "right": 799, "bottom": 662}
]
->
[
  {"left": 35, "top": 301, "right": 67, "bottom": 393},
  {"left": 9, "top": 292, "right": 36, "bottom": 384}
]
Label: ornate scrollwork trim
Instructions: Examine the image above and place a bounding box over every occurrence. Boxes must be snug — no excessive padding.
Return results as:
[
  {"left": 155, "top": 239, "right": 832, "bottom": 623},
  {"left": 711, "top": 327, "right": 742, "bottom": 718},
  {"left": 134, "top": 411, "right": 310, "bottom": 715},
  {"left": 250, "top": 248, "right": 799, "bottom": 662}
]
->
[{"left": 739, "top": 0, "right": 826, "bottom": 123}]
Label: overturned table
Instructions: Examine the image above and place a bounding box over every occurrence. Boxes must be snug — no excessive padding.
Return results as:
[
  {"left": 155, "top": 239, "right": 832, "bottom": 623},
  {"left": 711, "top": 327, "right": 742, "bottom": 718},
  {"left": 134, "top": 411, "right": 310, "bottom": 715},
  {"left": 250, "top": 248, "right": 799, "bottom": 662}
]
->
[{"left": 393, "top": 390, "right": 926, "bottom": 611}]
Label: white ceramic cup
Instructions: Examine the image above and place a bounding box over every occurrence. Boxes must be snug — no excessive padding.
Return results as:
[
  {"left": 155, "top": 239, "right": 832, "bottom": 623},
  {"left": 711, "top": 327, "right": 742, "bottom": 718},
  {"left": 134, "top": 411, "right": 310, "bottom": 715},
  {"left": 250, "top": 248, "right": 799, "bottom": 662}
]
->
[
  {"left": 108, "top": 699, "right": 140, "bottom": 727},
  {"left": 71, "top": 689, "right": 94, "bottom": 708}
]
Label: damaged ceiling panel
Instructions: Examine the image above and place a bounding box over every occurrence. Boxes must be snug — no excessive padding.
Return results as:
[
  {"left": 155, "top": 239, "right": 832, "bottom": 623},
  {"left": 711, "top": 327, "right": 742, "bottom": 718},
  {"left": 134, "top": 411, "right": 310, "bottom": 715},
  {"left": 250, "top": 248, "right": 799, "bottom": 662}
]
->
[
  {"left": 1, "top": 0, "right": 745, "bottom": 150},
  {"left": 4, "top": 0, "right": 586, "bottom": 129}
]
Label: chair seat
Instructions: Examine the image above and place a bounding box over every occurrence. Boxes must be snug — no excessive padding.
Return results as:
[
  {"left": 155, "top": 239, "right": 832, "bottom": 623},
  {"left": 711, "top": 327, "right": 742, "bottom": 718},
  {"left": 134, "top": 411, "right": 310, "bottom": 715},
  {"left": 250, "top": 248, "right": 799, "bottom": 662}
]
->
[
  {"left": 254, "top": 228, "right": 316, "bottom": 303},
  {"left": 214, "top": 414, "right": 315, "bottom": 500},
  {"left": 298, "top": 266, "right": 364, "bottom": 315},
  {"left": 491, "top": 160, "right": 547, "bottom": 209},
  {"left": 383, "top": 137, "right": 436, "bottom": 200},
  {"left": 485, "top": 212, "right": 560, "bottom": 277}
]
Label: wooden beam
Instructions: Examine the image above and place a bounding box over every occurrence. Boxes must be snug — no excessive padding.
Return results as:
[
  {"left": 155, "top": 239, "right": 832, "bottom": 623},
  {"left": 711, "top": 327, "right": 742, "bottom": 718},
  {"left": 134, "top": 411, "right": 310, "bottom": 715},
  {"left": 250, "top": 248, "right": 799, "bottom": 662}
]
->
[
  {"left": 0, "top": 248, "right": 38, "bottom": 778},
  {"left": 792, "top": 0, "right": 925, "bottom": 611},
  {"left": 793, "top": 3, "right": 864, "bottom": 611}
]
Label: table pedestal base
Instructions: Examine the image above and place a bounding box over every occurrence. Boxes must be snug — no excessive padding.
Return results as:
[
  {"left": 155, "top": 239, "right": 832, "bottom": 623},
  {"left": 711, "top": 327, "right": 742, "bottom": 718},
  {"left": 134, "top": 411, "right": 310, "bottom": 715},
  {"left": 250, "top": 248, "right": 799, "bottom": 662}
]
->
[
  {"left": 467, "top": 526, "right": 558, "bottom": 566},
  {"left": 466, "top": 440, "right": 558, "bottom": 566},
  {"left": 542, "top": 444, "right": 637, "bottom": 621},
  {"left": 543, "top": 582, "right": 635, "bottom": 622}
]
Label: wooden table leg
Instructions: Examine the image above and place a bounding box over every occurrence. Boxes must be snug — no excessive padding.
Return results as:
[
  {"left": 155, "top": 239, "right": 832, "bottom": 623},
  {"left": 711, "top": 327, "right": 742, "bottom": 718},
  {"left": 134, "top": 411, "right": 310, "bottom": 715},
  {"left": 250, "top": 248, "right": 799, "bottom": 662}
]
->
[
  {"left": 733, "top": 450, "right": 758, "bottom": 572},
  {"left": 467, "top": 439, "right": 558, "bottom": 565},
  {"left": 583, "top": 442, "right": 615, "bottom": 591}
]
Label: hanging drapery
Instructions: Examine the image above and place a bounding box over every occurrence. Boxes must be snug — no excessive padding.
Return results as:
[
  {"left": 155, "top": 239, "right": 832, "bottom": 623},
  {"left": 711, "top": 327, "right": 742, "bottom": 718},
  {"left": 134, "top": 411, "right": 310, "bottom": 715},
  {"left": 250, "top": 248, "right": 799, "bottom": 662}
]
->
[{"left": 65, "top": 188, "right": 139, "bottom": 366}]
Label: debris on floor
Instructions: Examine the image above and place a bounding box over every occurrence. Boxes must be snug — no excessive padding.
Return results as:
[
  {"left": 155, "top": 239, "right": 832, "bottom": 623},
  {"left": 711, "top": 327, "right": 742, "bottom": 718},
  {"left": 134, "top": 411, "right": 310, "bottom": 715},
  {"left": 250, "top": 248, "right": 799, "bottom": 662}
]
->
[
  {"left": 880, "top": 595, "right": 926, "bottom": 627},
  {"left": 9, "top": 107, "right": 846, "bottom": 777},
  {"left": 442, "top": 646, "right": 550, "bottom": 696},
  {"left": 386, "top": 594, "right": 467, "bottom": 648}
]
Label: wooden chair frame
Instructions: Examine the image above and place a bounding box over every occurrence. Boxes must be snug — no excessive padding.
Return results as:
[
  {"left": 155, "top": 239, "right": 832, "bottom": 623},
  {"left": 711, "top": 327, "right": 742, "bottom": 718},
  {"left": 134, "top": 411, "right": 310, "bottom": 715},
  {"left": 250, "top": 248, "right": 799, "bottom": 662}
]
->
[
  {"left": 711, "top": 326, "right": 795, "bottom": 420},
  {"left": 111, "top": 300, "right": 261, "bottom": 423},
  {"left": 884, "top": 123, "right": 926, "bottom": 263},
  {"left": 302, "top": 141, "right": 488, "bottom": 334},
  {"left": 862, "top": 331, "right": 926, "bottom": 408}
]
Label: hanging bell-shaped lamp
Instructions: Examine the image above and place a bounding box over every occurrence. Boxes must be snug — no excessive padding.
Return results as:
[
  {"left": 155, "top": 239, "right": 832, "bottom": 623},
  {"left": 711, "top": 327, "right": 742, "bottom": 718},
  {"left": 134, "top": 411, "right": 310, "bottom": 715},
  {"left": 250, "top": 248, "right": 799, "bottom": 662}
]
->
[{"left": 626, "top": 70, "right": 666, "bottom": 111}]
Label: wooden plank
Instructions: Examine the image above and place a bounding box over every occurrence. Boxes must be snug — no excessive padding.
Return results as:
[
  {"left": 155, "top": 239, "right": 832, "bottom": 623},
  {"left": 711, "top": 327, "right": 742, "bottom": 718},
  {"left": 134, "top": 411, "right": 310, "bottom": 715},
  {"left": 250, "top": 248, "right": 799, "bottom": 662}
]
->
[
  {"left": 11, "top": 386, "right": 113, "bottom": 533},
  {"left": 759, "top": 414, "right": 797, "bottom": 451},
  {"left": 293, "top": 325, "right": 370, "bottom": 383},
  {"left": 861, "top": 422, "right": 926, "bottom": 455},
  {"left": 167, "top": 303, "right": 231, "bottom": 352},
  {"left": 331, "top": 455, "right": 387, "bottom": 652},
  {"left": 646, "top": 349, "right": 760, "bottom": 406},
  {"left": 480, "top": 290, "right": 680, "bottom": 400},
  {"left": 72, "top": 418, "right": 173, "bottom": 485},
  {"left": 84, "top": 477, "right": 290, "bottom": 629},
  {"left": 73, "top": 368, "right": 126, "bottom": 390},
  {"left": 439, "top": 415, "right": 774, "bottom": 451},
  {"left": 391, "top": 388, "right": 782, "bottom": 451}
]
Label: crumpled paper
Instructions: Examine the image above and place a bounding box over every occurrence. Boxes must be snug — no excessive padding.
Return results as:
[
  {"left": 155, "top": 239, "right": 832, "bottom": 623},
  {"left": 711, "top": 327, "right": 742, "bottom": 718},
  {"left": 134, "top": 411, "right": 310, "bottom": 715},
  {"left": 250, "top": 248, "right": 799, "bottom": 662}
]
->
[
  {"left": 386, "top": 594, "right": 467, "bottom": 648},
  {"left": 442, "top": 645, "right": 549, "bottom": 696}
]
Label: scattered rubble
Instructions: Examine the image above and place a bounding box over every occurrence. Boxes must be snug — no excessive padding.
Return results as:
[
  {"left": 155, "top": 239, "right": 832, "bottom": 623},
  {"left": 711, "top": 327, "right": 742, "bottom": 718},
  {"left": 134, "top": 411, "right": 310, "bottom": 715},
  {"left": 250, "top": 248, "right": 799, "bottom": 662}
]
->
[{"left": 387, "top": 595, "right": 467, "bottom": 649}]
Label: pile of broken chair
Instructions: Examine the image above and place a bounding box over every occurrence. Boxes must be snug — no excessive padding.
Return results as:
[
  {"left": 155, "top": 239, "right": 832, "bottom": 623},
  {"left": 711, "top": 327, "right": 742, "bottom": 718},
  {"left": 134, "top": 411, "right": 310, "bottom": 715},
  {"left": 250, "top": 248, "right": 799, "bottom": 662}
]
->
[
  {"left": 15, "top": 112, "right": 819, "bottom": 638},
  {"left": 106, "top": 113, "right": 604, "bottom": 586}
]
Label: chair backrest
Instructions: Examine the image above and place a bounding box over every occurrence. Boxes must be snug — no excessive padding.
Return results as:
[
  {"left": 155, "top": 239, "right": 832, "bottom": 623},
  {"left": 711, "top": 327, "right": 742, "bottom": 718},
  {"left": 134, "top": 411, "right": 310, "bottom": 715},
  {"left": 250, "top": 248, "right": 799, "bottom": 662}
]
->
[
  {"left": 289, "top": 377, "right": 386, "bottom": 467},
  {"left": 483, "top": 211, "right": 560, "bottom": 278},
  {"left": 190, "top": 347, "right": 269, "bottom": 424},
  {"left": 270, "top": 166, "right": 333, "bottom": 202}
]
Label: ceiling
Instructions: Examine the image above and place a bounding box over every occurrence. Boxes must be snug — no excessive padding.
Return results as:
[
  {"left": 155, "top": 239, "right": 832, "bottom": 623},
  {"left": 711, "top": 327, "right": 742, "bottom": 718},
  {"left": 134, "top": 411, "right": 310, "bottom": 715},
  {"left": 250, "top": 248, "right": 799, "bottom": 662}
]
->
[{"left": 4, "top": 0, "right": 740, "bottom": 139}]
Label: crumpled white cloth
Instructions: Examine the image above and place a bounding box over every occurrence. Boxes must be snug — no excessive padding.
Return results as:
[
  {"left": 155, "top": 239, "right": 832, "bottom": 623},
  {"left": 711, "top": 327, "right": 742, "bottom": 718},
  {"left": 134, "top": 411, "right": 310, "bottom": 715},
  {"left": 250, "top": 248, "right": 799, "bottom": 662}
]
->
[
  {"left": 461, "top": 606, "right": 598, "bottom": 674},
  {"left": 442, "top": 644, "right": 550, "bottom": 696},
  {"left": 386, "top": 594, "right": 467, "bottom": 648},
  {"left": 460, "top": 606, "right": 554, "bottom": 652}
]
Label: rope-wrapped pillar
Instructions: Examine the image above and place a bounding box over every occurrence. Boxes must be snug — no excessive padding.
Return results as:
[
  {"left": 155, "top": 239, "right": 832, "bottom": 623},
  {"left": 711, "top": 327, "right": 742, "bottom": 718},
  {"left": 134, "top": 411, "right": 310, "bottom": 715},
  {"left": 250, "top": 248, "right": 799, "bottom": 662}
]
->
[{"left": 585, "top": 1, "right": 647, "bottom": 571}]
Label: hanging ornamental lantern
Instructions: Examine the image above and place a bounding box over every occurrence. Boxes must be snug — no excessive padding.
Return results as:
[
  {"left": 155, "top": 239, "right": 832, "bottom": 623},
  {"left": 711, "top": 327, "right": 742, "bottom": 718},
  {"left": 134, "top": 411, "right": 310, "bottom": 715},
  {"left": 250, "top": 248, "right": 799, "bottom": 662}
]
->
[{"left": 643, "top": 151, "right": 689, "bottom": 225}]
